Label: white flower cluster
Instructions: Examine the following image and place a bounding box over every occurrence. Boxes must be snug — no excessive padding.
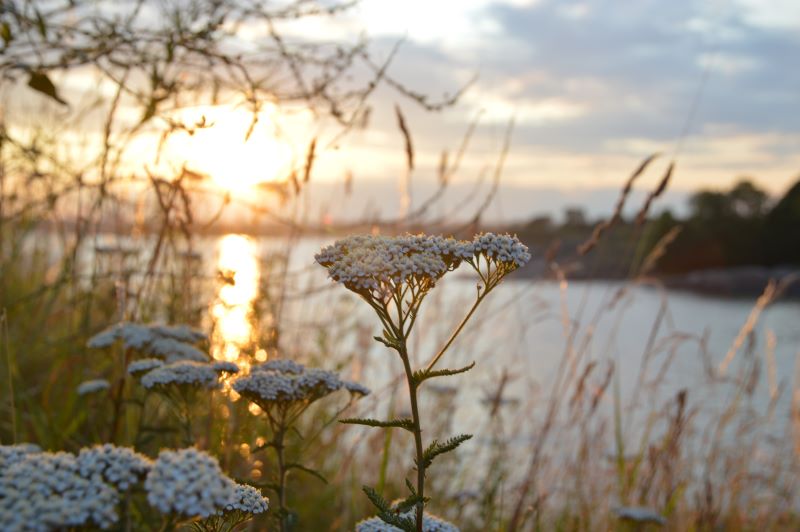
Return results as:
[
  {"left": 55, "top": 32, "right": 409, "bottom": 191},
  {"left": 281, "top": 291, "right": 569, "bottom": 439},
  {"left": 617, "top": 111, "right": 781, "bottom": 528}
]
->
[
  {"left": 0, "top": 445, "right": 266, "bottom": 529},
  {"left": 145, "top": 448, "right": 236, "bottom": 519},
  {"left": 233, "top": 359, "right": 370, "bottom": 407},
  {"left": 253, "top": 358, "right": 305, "bottom": 374},
  {"left": 211, "top": 360, "right": 241, "bottom": 374},
  {"left": 222, "top": 482, "right": 270, "bottom": 515},
  {"left": 87, "top": 322, "right": 208, "bottom": 363},
  {"left": 0, "top": 452, "right": 120, "bottom": 530},
  {"left": 612, "top": 506, "right": 667, "bottom": 525},
  {"left": 139, "top": 360, "right": 233, "bottom": 390},
  {"left": 469, "top": 233, "right": 531, "bottom": 268},
  {"left": 127, "top": 358, "right": 164, "bottom": 375},
  {"left": 0, "top": 443, "right": 41, "bottom": 469},
  {"left": 315, "top": 235, "right": 470, "bottom": 296},
  {"left": 316, "top": 233, "right": 530, "bottom": 297},
  {"left": 355, "top": 509, "right": 460, "bottom": 532},
  {"left": 76, "top": 445, "right": 151, "bottom": 491},
  {"left": 76, "top": 379, "right": 111, "bottom": 396}
]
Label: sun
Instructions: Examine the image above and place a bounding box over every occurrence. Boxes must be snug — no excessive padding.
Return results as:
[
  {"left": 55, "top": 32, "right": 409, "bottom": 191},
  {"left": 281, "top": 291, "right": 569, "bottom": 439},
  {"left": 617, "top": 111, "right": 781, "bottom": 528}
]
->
[{"left": 164, "top": 104, "right": 293, "bottom": 194}]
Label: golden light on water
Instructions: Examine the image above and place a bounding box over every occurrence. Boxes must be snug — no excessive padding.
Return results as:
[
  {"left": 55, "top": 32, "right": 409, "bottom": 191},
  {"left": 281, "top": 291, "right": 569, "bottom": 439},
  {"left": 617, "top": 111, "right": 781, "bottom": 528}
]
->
[
  {"left": 210, "top": 234, "right": 260, "bottom": 369},
  {"left": 163, "top": 104, "right": 292, "bottom": 193}
]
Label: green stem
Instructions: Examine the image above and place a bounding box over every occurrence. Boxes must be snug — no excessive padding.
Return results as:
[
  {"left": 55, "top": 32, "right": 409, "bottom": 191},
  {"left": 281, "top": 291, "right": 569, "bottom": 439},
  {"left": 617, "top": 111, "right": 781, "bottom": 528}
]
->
[
  {"left": 399, "top": 343, "right": 425, "bottom": 532},
  {"left": 425, "top": 289, "right": 488, "bottom": 372},
  {"left": 274, "top": 426, "right": 289, "bottom": 532},
  {"left": 2, "top": 310, "right": 16, "bottom": 443}
]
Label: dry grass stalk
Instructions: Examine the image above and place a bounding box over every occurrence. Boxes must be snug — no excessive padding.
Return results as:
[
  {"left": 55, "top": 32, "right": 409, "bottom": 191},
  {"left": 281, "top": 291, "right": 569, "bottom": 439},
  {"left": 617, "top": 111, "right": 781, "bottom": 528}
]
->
[
  {"left": 577, "top": 153, "right": 660, "bottom": 256},
  {"left": 639, "top": 225, "right": 683, "bottom": 276},
  {"left": 635, "top": 161, "right": 674, "bottom": 225}
]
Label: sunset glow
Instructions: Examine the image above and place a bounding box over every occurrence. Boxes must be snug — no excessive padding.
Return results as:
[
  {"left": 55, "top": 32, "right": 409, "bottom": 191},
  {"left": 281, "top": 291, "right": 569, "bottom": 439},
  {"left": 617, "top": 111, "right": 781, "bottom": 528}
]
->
[{"left": 164, "top": 104, "right": 293, "bottom": 193}]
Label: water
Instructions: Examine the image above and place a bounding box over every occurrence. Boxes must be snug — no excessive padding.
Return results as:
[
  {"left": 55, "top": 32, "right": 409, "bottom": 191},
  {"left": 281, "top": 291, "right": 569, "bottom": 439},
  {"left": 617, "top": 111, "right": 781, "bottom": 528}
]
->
[{"left": 77, "top": 232, "right": 800, "bottom": 457}]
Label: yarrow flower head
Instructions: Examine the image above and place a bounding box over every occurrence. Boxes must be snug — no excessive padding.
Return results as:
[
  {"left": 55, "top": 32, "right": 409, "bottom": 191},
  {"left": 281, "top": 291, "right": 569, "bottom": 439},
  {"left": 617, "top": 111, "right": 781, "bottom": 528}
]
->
[
  {"left": 469, "top": 232, "right": 531, "bottom": 269},
  {"left": 211, "top": 360, "right": 240, "bottom": 374},
  {"left": 222, "top": 482, "right": 270, "bottom": 515},
  {"left": 87, "top": 322, "right": 208, "bottom": 363},
  {"left": 356, "top": 506, "right": 460, "bottom": 532},
  {"left": 315, "top": 234, "right": 472, "bottom": 300},
  {"left": 232, "top": 359, "right": 370, "bottom": 408},
  {"left": 77, "top": 378, "right": 111, "bottom": 396},
  {"left": 612, "top": 506, "right": 667, "bottom": 526},
  {"left": 139, "top": 360, "right": 229, "bottom": 390},
  {"left": 76, "top": 444, "right": 152, "bottom": 491},
  {"left": 127, "top": 358, "right": 164, "bottom": 375},
  {"left": 0, "top": 443, "right": 41, "bottom": 469},
  {"left": 145, "top": 448, "right": 235, "bottom": 519},
  {"left": 0, "top": 452, "right": 120, "bottom": 530}
]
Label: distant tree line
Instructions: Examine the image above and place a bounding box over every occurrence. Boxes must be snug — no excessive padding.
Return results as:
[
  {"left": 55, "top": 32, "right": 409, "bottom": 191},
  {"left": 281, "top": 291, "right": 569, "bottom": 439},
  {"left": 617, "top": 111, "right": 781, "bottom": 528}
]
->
[{"left": 510, "top": 177, "right": 800, "bottom": 278}]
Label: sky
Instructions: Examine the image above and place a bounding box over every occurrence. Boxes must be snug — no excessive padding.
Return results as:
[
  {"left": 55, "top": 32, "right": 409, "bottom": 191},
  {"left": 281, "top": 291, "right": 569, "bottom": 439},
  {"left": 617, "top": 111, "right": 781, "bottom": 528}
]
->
[
  {"left": 268, "top": 0, "right": 800, "bottom": 221},
  {"left": 12, "top": 0, "right": 800, "bottom": 224}
]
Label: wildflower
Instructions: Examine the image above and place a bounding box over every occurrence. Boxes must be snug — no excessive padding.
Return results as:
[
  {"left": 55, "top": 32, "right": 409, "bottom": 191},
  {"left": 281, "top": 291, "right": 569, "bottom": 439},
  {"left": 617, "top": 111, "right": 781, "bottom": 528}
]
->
[
  {"left": 139, "top": 360, "right": 227, "bottom": 390},
  {"left": 0, "top": 452, "right": 119, "bottom": 530},
  {"left": 612, "top": 506, "right": 667, "bottom": 526},
  {"left": 251, "top": 358, "right": 305, "bottom": 374},
  {"left": 0, "top": 443, "right": 41, "bottom": 469},
  {"left": 147, "top": 337, "right": 208, "bottom": 363},
  {"left": 87, "top": 322, "right": 209, "bottom": 363},
  {"left": 127, "top": 358, "right": 164, "bottom": 375},
  {"left": 77, "top": 378, "right": 111, "bottom": 396},
  {"left": 356, "top": 508, "right": 460, "bottom": 532},
  {"left": 211, "top": 360, "right": 240, "bottom": 374},
  {"left": 469, "top": 232, "right": 531, "bottom": 268},
  {"left": 222, "top": 482, "right": 270, "bottom": 515},
  {"left": 232, "top": 359, "right": 370, "bottom": 407},
  {"left": 145, "top": 448, "right": 235, "bottom": 519},
  {"left": 315, "top": 234, "right": 471, "bottom": 300},
  {"left": 76, "top": 444, "right": 152, "bottom": 491}
]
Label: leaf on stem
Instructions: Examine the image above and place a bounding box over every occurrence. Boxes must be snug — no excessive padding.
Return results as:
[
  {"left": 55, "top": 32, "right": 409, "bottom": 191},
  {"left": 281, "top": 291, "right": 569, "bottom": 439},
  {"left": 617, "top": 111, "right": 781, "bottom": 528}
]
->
[
  {"left": 413, "top": 362, "right": 475, "bottom": 385},
  {"left": 286, "top": 463, "right": 328, "bottom": 484},
  {"left": 339, "top": 417, "right": 415, "bottom": 432},
  {"left": 417, "top": 434, "right": 473, "bottom": 471},
  {"left": 363, "top": 486, "right": 416, "bottom": 532}
]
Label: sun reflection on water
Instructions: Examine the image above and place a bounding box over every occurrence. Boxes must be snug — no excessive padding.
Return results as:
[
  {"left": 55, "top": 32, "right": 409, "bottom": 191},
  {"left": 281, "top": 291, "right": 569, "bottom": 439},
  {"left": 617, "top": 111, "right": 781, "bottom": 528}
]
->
[{"left": 210, "top": 234, "right": 260, "bottom": 371}]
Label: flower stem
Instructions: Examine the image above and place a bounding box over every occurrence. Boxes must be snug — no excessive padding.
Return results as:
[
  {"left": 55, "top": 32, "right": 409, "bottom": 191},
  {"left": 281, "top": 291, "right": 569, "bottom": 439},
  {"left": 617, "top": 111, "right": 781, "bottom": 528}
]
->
[
  {"left": 425, "top": 289, "right": 487, "bottom": 372},
  {"left": 273, "top": 419, "right": 290, "bottom": 532},
  {"left": 400, "top": 343, "right": 425, "bottom": 532}
]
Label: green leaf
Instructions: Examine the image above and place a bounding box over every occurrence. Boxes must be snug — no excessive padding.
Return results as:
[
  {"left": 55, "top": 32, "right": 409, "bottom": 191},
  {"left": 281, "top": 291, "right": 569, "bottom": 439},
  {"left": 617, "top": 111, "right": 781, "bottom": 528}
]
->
[
  {"left": 27, "top": 71, "right": 68, "bottom": 106},
  {"left": 340, "top": 417, "right": 415, "bottom": 432},
  {"left": 286, "top": 463, "right": 328, "bottom": 484},
  {"left": 413, "top": 362, "right": 475, "bottom": 385},
  {"left": 1, "top": 22, "right": 12, "bottom": 46},
  {"left": 417, "top": 434, "right": 473, "bottom": 471},
  {"left": 363, "top": 486, "right": 415, "bottom": 532},
  {"left": 35, "top": 10, "right": 46, "bottom": 38}
]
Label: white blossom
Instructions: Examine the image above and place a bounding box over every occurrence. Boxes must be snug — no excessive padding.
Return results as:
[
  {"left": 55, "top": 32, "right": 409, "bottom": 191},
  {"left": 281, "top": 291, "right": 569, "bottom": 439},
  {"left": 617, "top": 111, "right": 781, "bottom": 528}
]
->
[
  {"left": 469, "top": 233, "right": 531, "bottom": 268},
  {"left": 140, "top": 361, "right": 225, "bottom": 390},
  {"left": 315, "top": 234, "right": 472, "bottom": 297},
  {"left": 149, "top": 324, "right": 207, "bottom": 343},
  {"left": 0, "top": 443, "right": 41, "bottom": 470},
  {"left": 76, "top": 445, "right": 152, "bottom": 491},
  {"left": 356, "top": 509, "right": 459, "bottom": 532},
  {"left": 0, "top": 452, "right": 119, "bottom": 530},
  {"left": 147, "top": 337, "right": 208, "bottom": 363},
  {"left": 87, "top": 322, "right": 209, "bottom": 363},
  {"left": 127, "top": 358, "right": 164, "bottom": 375},
  {"left": 145, "top": 448, "right": 235, "bottom": 519},
  {"left": 211, "top": 360, "right": 240, "bottom": 374},
  {"left": 612, "top": 506, "right": 667, "bottom": 526},
  {"left": 222, "top": 483, "right": 269, "bottom": 515},
  {"left": 232, "top": 360, "right": 370, "bottom": 407},
  {"left": 251, "top": 359, "right": 305, "bottom": 374},
  {"left": 77, "top": 379, "right": 111, "bottom": 396}
]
